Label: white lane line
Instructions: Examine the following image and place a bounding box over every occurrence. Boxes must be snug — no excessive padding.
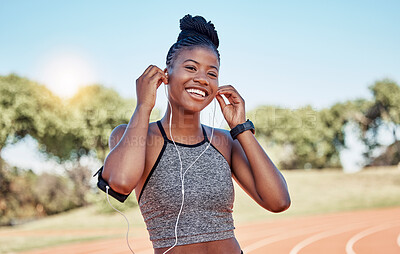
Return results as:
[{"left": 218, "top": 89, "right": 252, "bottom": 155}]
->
[
  {"left": 289, "top": 221, "right": 370, "bottom": 254},
  {"left": 243, "top": 212, "right": 396, "bottom": 254},
  {"left": 243, "top": 223, "right": 336, "bottom": 253},
  {"left": 346, "top": 221, "right": 400, "bottom": 254}
]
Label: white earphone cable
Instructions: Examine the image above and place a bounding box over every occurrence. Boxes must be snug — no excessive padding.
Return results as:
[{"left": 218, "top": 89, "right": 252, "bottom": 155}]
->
[
  {"left": 162, "top": 84, "right": 218, "bottom": 254},
  {"left": 105, "top": 186, "right": 135, "bottom": 254},
  {"left": 104, "top": 83, "right": 222, "bottom": 254}
]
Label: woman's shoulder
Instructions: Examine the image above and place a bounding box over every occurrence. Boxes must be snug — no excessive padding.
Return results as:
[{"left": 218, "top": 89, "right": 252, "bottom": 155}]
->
[
  {"left": 202, "top": 124, "right": 233, "bottom": 163},
  {"left": 109, "top": 124, "right": 128, "bottom": 150},
  {"left": 202, "top": 124, "right": 232, "bottom": 142},
  {"left": 148, "top": 121, "right": 165, "bottom": 145},
  {"left": 148, "top": 121, "right": 160, "bottom": 134},
  {"left": 109, "top": 122, "right": 162, "bottom": 149},
  {"left": 110, "top": 122, "right": 160, "bottom": 136}
]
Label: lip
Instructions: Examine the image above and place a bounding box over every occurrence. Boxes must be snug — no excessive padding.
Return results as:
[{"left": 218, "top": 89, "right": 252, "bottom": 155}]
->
[
  {"left": 184, "top": 86, "right": 210, "bottom": 101},
  {"left": 185, "top": 89, "right": 207, "bottom": 101}
]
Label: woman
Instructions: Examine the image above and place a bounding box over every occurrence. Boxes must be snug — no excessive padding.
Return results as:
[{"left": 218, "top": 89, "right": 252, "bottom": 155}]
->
[{"left": 98, "top": 14, "right": 290, "bottom": 254}]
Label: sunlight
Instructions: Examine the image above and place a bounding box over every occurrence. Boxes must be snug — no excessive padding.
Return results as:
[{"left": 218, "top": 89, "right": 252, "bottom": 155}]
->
[{"left": 37, "top": 48, "right": 97, "bottom": 98}]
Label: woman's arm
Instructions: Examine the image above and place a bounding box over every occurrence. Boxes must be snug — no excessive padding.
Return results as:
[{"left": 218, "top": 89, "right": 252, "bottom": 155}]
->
[
  {"left": 216, "top": 85, "right": 290, "bottom": 212},
  {"left": 231, "top": 131, "right": 290, "bottom": 212},
  {"left": 101, "top": 65, "right": 168, "bottom": 194}
]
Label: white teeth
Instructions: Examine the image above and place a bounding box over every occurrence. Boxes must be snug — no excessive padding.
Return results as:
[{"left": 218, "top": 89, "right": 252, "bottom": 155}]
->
[{"left": 186, "top": 88, "right": 206, "bottom": 97}]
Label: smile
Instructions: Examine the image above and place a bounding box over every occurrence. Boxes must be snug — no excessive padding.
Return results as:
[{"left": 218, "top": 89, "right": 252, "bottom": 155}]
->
[{"left": 185, "top": 88, "right": 207, "bottom": 99}]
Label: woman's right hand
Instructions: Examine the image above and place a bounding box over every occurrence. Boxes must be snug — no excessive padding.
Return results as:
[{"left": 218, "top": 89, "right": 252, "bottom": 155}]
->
[{"left": 136, "top": 65, "right": 168, "bottom": 111}]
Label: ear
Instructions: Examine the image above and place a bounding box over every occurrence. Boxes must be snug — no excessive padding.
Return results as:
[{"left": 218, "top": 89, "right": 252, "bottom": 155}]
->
[{"left": 163, "top": 68, "right": 169, "bottom": 85}]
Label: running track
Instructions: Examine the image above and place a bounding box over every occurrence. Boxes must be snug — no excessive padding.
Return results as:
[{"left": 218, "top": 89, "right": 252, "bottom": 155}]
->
[{"left": 21, "top": 207, "right": 400, "bottom": 254}]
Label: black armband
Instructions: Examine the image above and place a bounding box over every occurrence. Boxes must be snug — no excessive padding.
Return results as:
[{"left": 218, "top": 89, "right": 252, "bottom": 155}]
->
[{"left": 93, "top": 166, "right": 130, "bottom": 203}]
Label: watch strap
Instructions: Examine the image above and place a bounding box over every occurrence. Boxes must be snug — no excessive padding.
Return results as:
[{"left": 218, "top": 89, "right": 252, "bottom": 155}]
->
[{"left": 230, "top": 119, "right": 255, "bottom": 140}]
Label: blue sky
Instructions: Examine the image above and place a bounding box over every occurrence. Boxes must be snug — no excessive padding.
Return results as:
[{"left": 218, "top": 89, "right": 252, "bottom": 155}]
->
[
  {"left": 1, "top": 0, "right": 399, "bottom": 172},
  {"left": 1, "top": 0, "right": 399, "bottom": 110}
]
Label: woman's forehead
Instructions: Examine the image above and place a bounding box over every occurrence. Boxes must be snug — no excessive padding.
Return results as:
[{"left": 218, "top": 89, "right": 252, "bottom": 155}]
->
[{"left": 176, "top": 47, "right": 220, "bottom": 68}]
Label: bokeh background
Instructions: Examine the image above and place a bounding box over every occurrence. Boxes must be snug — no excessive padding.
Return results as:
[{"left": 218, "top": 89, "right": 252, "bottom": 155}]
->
[{"left": 0, "top": 0, "right": 399, "bottom": 253}]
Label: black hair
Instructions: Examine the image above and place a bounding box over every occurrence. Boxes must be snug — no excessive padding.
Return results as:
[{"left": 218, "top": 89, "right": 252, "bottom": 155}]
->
[{"left": 166, "top": 14, "right": 220, "bottom": 68}]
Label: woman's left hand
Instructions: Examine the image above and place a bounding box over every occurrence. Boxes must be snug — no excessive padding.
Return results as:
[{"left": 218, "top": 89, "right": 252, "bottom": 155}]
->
[{"left": 215, "top": 85, "right": 246, "bottom": 129}]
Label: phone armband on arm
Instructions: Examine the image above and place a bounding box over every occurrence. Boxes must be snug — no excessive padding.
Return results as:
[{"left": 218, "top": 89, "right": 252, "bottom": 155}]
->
[{"left": 93, "top": 166, "right": 130, "bottom": 203}]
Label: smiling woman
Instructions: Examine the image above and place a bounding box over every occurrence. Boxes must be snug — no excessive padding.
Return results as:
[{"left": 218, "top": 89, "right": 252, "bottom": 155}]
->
[
  {"left": 36, "top": 48, "right": 97, "bottom": 98},
  {"left": 96, "top": 14, "right": 290, "bottom": 254}
]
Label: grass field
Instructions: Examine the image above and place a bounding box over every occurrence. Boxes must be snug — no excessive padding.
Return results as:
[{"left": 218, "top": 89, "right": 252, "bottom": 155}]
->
[{"left": 1, "top": 166, "right": 399, "bottom": 253}]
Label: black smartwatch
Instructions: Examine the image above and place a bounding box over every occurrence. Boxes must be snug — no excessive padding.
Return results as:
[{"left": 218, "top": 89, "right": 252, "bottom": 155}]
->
[{"left": 230, "top": 119, "right": 255, "bottom": 140}]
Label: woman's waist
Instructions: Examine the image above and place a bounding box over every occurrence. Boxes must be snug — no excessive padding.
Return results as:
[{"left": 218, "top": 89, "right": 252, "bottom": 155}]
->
[
  {"left": 143, "top": 210, "right": 235, "bottom": 235},
  {"left": 154, "top": 236, "right": 241, "bottom": 254}
]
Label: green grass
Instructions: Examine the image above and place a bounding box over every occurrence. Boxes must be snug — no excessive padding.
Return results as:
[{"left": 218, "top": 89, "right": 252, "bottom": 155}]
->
[
  {"left": 0, "top": 200, "right": 146, "bottom": 253},
  {"left": 1, "top": 166, "right": 400, "bottom": 253},
  {"left": 233, "top": 166, "right": 400, "bottom": 223}
]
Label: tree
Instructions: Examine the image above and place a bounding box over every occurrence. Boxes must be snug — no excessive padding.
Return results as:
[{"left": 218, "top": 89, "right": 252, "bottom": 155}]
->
[
  {"left": 248, "top": 101, "right": 369, "bottom": 169},
  {"left": 359, "top": 79, "right": 400, "bottom": 165},
  {"left": 0, "top": 74, "right": 66, "bottom": 166},
  {"left": 68, "top": 85, "right": 150, "bottom": 162}
]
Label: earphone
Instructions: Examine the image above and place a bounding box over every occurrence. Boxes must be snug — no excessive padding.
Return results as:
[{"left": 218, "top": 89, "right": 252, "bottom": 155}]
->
[{"left": 104, "top": 75, "right": 220, "bottom": 254}]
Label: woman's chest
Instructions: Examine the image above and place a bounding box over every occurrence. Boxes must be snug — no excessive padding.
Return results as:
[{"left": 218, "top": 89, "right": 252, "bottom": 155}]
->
[{"left": 140, "top": 144, "right": 234, "bottom": 210}]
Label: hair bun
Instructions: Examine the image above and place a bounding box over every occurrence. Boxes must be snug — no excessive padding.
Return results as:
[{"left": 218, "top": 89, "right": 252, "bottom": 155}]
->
[{"left": 177, "top": 14, "right": 219, "bottom": 48}]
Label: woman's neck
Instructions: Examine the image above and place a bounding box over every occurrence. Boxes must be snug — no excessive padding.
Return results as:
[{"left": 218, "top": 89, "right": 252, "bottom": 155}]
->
[{"left": 160, "top": 105, "right": 204, "bottom": 143}]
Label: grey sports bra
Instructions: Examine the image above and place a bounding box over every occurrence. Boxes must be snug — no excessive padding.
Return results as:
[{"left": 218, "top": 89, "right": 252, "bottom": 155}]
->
[{"left": 138, "top": 121, "right": 236, "bottom": 248}]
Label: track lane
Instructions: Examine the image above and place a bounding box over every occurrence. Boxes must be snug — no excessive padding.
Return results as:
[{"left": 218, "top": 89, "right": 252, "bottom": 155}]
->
[
  {"left": 19, "top": 207, "right": 400, "bottom": 254},
  {"left": 350, "top": 224, "right": 400, "bottom": 254},
  {"left": 346, "top": 222, "right": 400, "bottom": 254},
  {"left": 397, "top": 233, "right": 400, "bottom": 247}
]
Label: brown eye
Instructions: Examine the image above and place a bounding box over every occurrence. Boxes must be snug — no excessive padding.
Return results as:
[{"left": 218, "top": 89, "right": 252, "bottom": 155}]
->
[
  {"left": 208, "top": 72, "right": 218, "bottom": 78},
  {"left": 185, "top": 66, "right": 196, "bottom": 71}
]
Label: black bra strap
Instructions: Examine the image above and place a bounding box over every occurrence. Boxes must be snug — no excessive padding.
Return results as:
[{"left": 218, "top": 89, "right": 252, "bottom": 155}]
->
[
  {"left": 201, "top": 125, "right": 209, "bottom": 142},
  {"left": 156, "top": 121, "right": 168, "bottom": 140},
  {"left": 158, "top": 120, "right": 209, "bottom": 143}
]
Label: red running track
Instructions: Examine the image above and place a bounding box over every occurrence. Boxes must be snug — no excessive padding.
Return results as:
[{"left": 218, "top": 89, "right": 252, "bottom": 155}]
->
[{"left": 21, "top": 207, "right": 400, "bottom": 254}]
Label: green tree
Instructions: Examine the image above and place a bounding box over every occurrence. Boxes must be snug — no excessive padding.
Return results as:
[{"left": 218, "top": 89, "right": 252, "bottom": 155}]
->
[
  {"left": 0, "top": 74, "right": 67, "bottom": 166},
  {"left": 359, "top": 79, "right": 400, "bottom": 165},
  {"left": 248, "top": 101, "right": 369, "bottom": 169},
  {"left": 67, "top": 84, "right": 160, "bottom": 162},
  {"left": 0, "top": 165, "right": 40, "bottom": 226},
  {"left": 68, "top": 85, "right": 132, "bottom": 162}
]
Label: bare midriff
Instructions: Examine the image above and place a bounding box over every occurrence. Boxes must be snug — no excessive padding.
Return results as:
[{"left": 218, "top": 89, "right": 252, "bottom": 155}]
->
[{"left": 154, "top": 237, "right": 241, "bottom": 254}]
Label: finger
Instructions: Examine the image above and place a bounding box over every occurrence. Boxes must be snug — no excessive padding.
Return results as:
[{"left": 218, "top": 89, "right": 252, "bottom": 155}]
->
[
  {"left": 218, "top": 84, "right": 236, "bottom": 90},
  {"left": 158, "top": 74, "right": 168, "bottom": 87},
  {"left": 146, "top": 65, "right": 163, "bottom": 77},
  {"left": 152, "top": 69, "right": 168, "bottom": 85},
  {"left": 215, "top": 94, "right": 227, "bottom": 111},
  {"left": 217, "top": 87, "right": 239, "bottom": 97},
  {"left": 218, "top": 86, "right": 244, "bottom": 103},
  {"left": 217, "top": 88, "right": 238, "bottom": 98},
  {"left": 149, "top": 71, "right": 168, "bottom": 88},
  {"left": 142, "top": 65, "right": 154, "bottom": 76},
  {"left": 218, "top": 90, "right": 242, "bottom": 105},
  {"left": 149, "top": 68, "right": 165, "bottom": 79}
]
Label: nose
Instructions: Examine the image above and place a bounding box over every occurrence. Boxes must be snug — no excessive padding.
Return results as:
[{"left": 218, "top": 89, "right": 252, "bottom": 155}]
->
[{"left": 193, "top": 71, "right": 209, "bottom": 86}]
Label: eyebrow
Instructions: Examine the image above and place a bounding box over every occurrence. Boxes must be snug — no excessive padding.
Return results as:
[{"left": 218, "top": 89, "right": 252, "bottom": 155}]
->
[{"left": 183, "top": 59, "right": 219, "bottom": 71}]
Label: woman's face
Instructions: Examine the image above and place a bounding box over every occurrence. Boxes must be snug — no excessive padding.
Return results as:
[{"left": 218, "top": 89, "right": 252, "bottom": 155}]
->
[{"left": 166, "top": 46, "right": 219, "bottom": 113}]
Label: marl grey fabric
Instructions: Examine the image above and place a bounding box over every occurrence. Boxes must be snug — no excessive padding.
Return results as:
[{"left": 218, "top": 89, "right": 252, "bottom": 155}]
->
[{"left": 138, "top": 121, "right": 235, "bottom": 248}]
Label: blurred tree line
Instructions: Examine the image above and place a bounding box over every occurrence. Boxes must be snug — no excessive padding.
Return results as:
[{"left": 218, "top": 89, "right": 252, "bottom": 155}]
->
[
  {"left": 0, "top": 73, "right": 399, "bottom": 225},
  {"left": 248, "top": 78, "right": 400, "bottom": 169},
  {"left": 0, "top": 74, "right": 159, "bottom": 226}
]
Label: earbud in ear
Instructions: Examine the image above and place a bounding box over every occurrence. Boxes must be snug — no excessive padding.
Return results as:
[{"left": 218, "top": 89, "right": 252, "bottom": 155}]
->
[{"left": 164, "top": 72, "right": 169, "bottom": 85}]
